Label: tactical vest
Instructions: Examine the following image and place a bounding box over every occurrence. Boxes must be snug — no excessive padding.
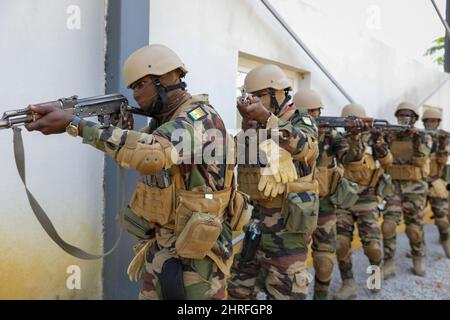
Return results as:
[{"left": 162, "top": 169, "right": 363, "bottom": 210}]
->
[
  {"left": 128, "top": 95, "right": 249, "bottom": 275},
  {"left": 237, "top": 107, "right": 319, "bottom": 209},
  {"left": 315, "top": 132, "right": 344, "bottom": 197},
  {"left": 343, "top": 146, "right": 384, "bottom": 187},
  {"left": 387, "top": 139, "right": 426, "bottom": 181}
]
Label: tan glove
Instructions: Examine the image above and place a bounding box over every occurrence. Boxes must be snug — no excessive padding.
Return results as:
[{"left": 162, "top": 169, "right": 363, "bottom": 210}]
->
[
  {"left": 127, "top": 240, "right": 154, "bottom": 282},
  {"left": 258, "top": 175, "right": 286, "bottom": 198},
  {"left": 259, "top": 139, "right": 298, "bottom": 184}
]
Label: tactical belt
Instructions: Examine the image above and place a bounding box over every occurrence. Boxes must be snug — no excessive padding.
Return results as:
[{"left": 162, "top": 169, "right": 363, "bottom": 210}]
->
[{"left": 13, "top": 127, "right": 123, "bottom": 260}]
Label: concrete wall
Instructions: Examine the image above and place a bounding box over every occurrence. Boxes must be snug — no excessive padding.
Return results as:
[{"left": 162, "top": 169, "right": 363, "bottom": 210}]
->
[
  {"left": 149, "top": 0, "right": 450, "bottom": 131},
  {"left": 0, "top": 0, "right": 106, "bottom": 299}
]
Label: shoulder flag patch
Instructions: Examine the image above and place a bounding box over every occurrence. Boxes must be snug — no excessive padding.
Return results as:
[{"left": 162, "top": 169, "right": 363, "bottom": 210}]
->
[
  {"left": 302, "top": 116, "right": 313, "bottom": 126},
  {"left": 188, "top": 106, "right": 208, "bottom": 121}
]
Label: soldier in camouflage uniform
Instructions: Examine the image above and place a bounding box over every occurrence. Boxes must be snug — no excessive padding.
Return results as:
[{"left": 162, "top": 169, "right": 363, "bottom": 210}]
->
[
  {"left": 422, "top": 106, "right": 450, "bottom": 258},
  {"left": 228, "top": 64, "right": 319, "bottom": 300},
  {"left": 334, "top": 103, "right": 392, "bottom": 300},
  {"left": 382, "top": 102, "right": 432, "bottom": 277},
  {"left": 25, "top": 44, "right": 242, "bottom": 300},
  {"left": 294, "top": 89, "right": 350, "bottom": 300}
]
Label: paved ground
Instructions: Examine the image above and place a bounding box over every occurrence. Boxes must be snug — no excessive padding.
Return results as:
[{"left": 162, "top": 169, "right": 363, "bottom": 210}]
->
[{"left": 308, "top": 224, "right": 450, "bottom": 300}]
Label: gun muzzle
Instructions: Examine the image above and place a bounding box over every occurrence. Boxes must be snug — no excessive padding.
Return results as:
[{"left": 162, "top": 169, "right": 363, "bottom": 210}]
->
[{"left": 0, "top": 119, "right": 9, "bottom": 129}]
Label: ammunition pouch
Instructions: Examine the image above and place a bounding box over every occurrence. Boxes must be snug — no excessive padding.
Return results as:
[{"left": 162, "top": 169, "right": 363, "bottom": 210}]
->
[
  {"left": 122, "top": 206, "right": 155, "bottom": 240},
  {"left": 430, "top": 157, "right": 446, "bottom": 178},
  {"left": 282, "top": 180, "right": 319, "bottom": 236},
  {"left": 429, "top": 178, "right": 449, "bottom": 199},
  {"left": 316, "top": 166, "right": 343, "bottom": 197},
  {"left": 229, "top": 189, "right": 251, "bottom": 233},
  {"left": 175, "top": 212, "right": 223, "bottom": 260},
  {"left": 376, "top": 174, "right": 395, "bottom": 198},
  {"left": 129, "top": 174, "right": 175, "bottom": 226},
  {"left": 386, "top": 164, "right": 424, "bottom": 181},
  {"left": 343, "top": 155, "right": 383, "bottom": 187},
  {"left": 330, "top": 178, "right": 359, "bottom": 209}
]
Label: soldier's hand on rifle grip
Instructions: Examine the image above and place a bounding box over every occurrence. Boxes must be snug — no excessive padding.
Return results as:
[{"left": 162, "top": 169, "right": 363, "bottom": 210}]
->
[
  {"left": 237, "top": 96, "right": 271, "bottom": 125},
  {"left": 25, "top": 105, "right": 73, "bottom": 135}
]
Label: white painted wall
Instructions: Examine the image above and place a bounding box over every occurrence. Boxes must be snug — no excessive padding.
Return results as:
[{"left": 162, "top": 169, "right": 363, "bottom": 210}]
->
[
  {"left": 0, "top": 0, "right": 106, "bottom": 299},
  {"left": 149, "top": 0, "right": 450, "bottom": 132}
]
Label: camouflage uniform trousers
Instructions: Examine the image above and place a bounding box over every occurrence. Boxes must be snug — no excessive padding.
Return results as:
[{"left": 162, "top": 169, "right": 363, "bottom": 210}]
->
[
  {"left": 382, "top": 180, "right": 428, "bottom": 260},
  {"left": 311, "top": 195, "right": 337, "bottom": 299},
  {"left": 139, "top": 228, "right": 227, "bottom": 300},
  {"left": 336, "top": 187, "right": 382, "bottom": 280},
  {"left": 227, "top": 206, "right": 313, "bottom": 300},
  {"left": 428, "top": 194, "right": 450, "bottom": 241}
]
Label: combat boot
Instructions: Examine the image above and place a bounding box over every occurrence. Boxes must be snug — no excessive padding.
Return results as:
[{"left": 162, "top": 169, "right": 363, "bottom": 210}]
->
[
  {"left": 412, "top": 256, "right": 425, "bottom": 276},
  {"left": 383, "top": 259, "right": 396, "bottom": 279},
  {"left": 440, "top": 240, "right": 450, "bottom": 258},
  {"left": 333, "top": 279, "right": 357, "bottom": 300}
]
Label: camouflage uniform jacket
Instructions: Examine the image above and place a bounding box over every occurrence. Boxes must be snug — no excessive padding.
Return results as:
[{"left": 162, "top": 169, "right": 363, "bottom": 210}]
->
[{"left": 81, "top": 93, "right": 234, "bottom": 263}]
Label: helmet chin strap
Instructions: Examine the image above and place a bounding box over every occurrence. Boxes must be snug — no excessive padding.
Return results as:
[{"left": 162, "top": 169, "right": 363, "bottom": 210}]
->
[
  {"left": 269, "top": 88, "right": 291, "bottom": 115},
  {"left": 148, "top": 77, "right": 187, "bottom": 115}
]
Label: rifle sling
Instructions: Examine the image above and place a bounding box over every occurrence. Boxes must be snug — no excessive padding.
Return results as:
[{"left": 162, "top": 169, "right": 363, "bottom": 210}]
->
[{"left": 12, "top": 127, "right": 123, "bottom": 260}]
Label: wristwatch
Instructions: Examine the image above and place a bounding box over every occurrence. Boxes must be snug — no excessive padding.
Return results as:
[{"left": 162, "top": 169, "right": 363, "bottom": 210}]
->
[{"left": 66, "top": 116, "right": 81, "bottom": 137}]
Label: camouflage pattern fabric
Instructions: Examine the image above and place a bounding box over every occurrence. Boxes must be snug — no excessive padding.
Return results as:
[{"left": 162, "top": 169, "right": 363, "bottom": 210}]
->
[
  {"left": 82, "top": 92, "right": 232, "bottom": 300},
  {"left": 227, "top": 206, "right": 312, "bottom": 300},
  {"left": 383, "top": 129, "right": 431, "bottom": 261},
  {"left": 426, "top": 131, "right": 450, "bottom": 242},
  {"left": 383, "top": 180, "right": 428, "bottom": 259},
  {"left": 429, "top": 196, "right": 449, "bottom": 241},
  {"left": 139, "top": 229, "right": 226, "bottom": 300},
  {"left": 311, "top": 128, "right": 349, "bottom": 299},
  {"left": 336, "top": 187, "right": 382, "bottom": 280},
  {"left": 335, "top": 132, "right": 388, "bottom": 280},
  {"left": 228, "top": 104, "right": 318, "bottom": 300}
]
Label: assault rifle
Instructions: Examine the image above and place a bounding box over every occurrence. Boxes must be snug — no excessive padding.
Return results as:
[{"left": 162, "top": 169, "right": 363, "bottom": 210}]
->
[
  {"left": 316, "top": 116, "right": 408, "bottom": 131},
  {"left": 0, "top": 93, "right": 149, "bottom": 130}
]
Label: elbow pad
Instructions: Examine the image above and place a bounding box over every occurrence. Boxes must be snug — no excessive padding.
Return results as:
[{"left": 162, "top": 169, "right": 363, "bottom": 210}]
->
[{"left": 115, "top": 132, "right": 178, "bottom": 175}]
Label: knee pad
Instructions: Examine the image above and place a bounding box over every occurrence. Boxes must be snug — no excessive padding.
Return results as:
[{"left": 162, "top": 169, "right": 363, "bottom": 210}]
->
[
  {"left": 336, "top": 235, "right": 351, "bottom": 261},
  {"left": 406, "top": 225, "right": 422, "bottom": 244},
  {"left": 363, "top": 242, "right": 382, "bottom": 264},
  {"left": 382, "top": 220, "right": 397, "bottom": 239},
  {"left": 313, "top": 253, "right": 334, "bottom": 283}
]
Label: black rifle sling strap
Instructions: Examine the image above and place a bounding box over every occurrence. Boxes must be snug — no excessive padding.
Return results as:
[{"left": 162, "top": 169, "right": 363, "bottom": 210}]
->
[{"left": 12, "top": 127, "right": 123, "bottom": 260}]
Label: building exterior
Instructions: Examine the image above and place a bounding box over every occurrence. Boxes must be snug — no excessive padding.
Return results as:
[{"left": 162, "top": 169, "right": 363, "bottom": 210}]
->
[{"left": 0, "top": 0, "right": 448, "bottom": 299}]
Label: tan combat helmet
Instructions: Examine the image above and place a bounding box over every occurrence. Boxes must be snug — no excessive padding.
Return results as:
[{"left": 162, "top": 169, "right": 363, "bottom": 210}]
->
[
  {"left": 341, "top": 103, "right": 367, "bottom": 117},
  {"left": 124, "top": 44, "right": 188, "bottom": 88},
  {"left": 244, "top": 64, "right": 292, "bottom": 93},
  {"left": 395, "top": 102, "right": 419, "bottom": 118},
  {"left": 293, "top": 88, "right": 323, "bottom": 111},
  {"left": 422, "top": 105, "right": 442, "bottom": 121}
]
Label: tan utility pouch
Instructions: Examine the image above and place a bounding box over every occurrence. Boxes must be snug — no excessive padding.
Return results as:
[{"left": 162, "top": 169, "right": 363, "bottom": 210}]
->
[
  {"left": 344, "top": 156, "right": 381, "bottom": 187},
  {"left": 175, "top": 212, "right": 222, "bottom": 260},
  {"left": 330, "top": 178, "right": 359, "bottom": 209},
  {"left": 386, "top": 165, "right": 423, "bottom": 181},
  {"left": 283, "top": 191, "right": 319, "bottom": 236},
  {"left": 376, "top": 174, "right": 395, "bottom": 198},
  {"left": 237, "top": 166, "right": 284, "bottom": 208},
  {"left": 174, "top": 188, "right": 231, "bottom": 236},
  {"left": 430, "top": 179, "right": 449, "bottom": 198},
  {"left": 229, "top": 189, "right": 251, "bottom": 232},
  {"left": 316, "top": 166, "right": 330, "bottom": 197},
  {"left": 129, "top": 179, "right": 174, "bottom": 226},
  {"left": 237, "top": 166, "right": 266, "bottom": 202}
]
